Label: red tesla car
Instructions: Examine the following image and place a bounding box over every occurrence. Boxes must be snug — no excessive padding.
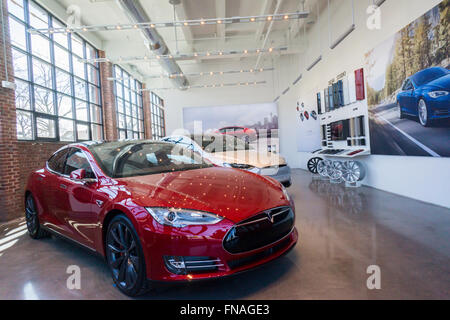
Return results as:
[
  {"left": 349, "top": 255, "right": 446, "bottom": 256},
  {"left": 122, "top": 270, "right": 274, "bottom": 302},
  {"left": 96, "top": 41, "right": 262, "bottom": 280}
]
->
[
  {"left": 216, "top": 126, "right": 258, "bottom": 142},
  {"left": 25, "top": 141, "right": 297, "bottom": 296}
]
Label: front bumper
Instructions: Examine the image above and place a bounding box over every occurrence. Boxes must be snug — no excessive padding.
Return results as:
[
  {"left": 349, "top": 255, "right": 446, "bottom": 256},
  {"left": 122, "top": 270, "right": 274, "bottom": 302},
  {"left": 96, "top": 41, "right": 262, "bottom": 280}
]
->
[
  {"left": 141, "top": 218, "right": 298, "bottom": 282},
  {"left": 427, "top": 95, "right": 450, "bottom": 120}
]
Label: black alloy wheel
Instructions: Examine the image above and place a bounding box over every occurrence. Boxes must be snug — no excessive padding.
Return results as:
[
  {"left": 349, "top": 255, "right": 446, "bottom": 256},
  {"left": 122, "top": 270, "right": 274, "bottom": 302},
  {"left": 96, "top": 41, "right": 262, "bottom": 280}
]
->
[
  {"left": 307, "top": 157, "right": 323, "bottom": 174},
  {"left": 25, "top": 194, "right": 48, "bottom": 239},
  {"left": 106, "top": 215, "right": 148, "bottom": 296}
]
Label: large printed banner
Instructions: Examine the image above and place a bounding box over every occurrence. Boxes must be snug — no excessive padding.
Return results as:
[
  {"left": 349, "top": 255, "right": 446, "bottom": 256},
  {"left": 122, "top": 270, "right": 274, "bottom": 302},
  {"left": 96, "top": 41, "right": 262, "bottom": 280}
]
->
[{"left": 365, "top": 1, "right": 450, "bottom": 157}]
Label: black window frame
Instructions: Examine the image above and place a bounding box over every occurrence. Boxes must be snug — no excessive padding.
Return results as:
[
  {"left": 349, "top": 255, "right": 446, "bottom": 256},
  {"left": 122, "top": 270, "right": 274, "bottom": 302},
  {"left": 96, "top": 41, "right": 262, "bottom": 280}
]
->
[
  {"left": 8, "top": 0, "right": 103, "bottom": 142},
  {"left": 150, "top": 92, "right": 165, "bottom": 140}
]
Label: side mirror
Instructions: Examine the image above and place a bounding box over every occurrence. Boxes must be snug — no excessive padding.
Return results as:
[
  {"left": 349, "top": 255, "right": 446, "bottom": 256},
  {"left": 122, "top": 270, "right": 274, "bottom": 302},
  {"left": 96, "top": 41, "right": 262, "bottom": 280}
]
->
[{"left": 70, "top": 168, "right": 86, "bottom": 180}]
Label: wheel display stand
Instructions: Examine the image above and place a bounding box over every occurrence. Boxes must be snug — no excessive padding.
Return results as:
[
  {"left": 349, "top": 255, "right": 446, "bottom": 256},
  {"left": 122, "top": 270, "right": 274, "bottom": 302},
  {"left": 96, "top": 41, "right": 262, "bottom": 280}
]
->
[{"left": 307, "top": 157, "right": 366, "bottom": 188}]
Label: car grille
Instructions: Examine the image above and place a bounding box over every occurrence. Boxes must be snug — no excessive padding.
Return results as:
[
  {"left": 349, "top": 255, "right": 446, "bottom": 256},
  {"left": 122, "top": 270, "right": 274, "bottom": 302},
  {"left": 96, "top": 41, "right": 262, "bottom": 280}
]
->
[
  {"left": 227, "top": 237, "right": 291, "bottom": 270},
  {"left": 223, "top": 206, "right": 294, "bottom": 254}
]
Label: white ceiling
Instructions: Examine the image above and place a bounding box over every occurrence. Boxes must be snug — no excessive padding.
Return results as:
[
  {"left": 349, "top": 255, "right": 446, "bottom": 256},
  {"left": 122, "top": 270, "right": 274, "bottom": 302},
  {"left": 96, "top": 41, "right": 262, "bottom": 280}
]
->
[{"left": 42, "top": 0, "right": 325, "bottom": 85}]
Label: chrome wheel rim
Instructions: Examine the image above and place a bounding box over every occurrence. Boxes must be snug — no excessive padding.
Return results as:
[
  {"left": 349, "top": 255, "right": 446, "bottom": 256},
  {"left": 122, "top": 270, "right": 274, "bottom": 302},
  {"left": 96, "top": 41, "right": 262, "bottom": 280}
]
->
[
  {"left": 25, "top": 196, "right": 38, "bottom": 235},
  {"left": 106, "top": 222, "right": 140, "bottom": 290},
  {"left": 418, "top": 100, "right": 427, "bottom": 125}
]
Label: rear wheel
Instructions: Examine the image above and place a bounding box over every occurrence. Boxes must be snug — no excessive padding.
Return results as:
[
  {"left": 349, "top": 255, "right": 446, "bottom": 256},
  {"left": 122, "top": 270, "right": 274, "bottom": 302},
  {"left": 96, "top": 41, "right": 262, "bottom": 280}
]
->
[
  {"left": 105, "top": 215, "right": 148, "bottom": 296},
  {"left": 397, "top": 101, "right": 404, "bottom": 119},
  {"left": 25, "top": 194, "right": 49, "bottom": 239}
]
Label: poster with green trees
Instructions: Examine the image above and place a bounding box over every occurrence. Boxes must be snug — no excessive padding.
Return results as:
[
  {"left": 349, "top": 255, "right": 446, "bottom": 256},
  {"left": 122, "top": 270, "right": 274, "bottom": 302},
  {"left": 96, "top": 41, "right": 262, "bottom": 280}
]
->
[{"left": 365, "top": 1, "right": 450, "bottom": 157}]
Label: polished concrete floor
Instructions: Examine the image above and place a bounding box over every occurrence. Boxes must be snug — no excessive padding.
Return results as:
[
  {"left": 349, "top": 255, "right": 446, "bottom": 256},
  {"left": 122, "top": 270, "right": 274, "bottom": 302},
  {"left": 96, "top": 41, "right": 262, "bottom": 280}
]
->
[{"left": 0, "top": 169, "right": 449, "bottom": 300}]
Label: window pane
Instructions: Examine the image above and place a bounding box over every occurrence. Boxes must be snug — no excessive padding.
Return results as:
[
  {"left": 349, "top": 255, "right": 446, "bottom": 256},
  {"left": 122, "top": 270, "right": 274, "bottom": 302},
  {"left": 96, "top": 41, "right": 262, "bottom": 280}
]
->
[
  {"left": 87, "top": 64, "right": 98, "bottom": 84},
  {"left": 117, "top": 98, "right": 124, "bottom": 114},
  {"left": 16, "top": 110, "right": 33, "bottom": 140},
  {"left": 8, "top": 0, "right": 25, "bottom": 20},
  {"left": 77, "top": 123, "right": 89, "bottom": 140},
  {"left": 72, "top": 57, "right": 85, "bottom": 78},
  {"left": 8, "top": 18, "right": 26, "bottom": 50},
  {"left": 74, "top": 78, "right": 87, "bottom": 100},
  {"left": 36, "top": 117, "right": 56, "bottom": 138},
  {"left": 118, "top": 113, "right": 125, "bottom": 128},
  {"left": 15, "top": 79, "right": 30, "bottom": 110},
  {"left": 71, "top": 35, "right": 84, "bottom": 58},
  {"left": 115, "top": 82, "right": 123, "bottom": 98},
  {"left": 34, "top": 86, "right": 54, "bottom": 114},
  {"left": 57, "top": 94, "right": 73, "bottom": 118},
  {"left": 89, "top": 84, "right": 100, "bottom": 104},
  {"left": 90, "top": 105, "right": 102, "bottom": 124},
  {"left": 29, "top": 2, "right": 48, "bottom": 29},
  {"left": 75, "top": 100, "right": 88, "bottom": 121},
  {"left": 126, "top": 116, "right": 132, "bottom": 129},
  {"left": 119, "top": 130, "right": 126, "bottom": 140},
  {"left": 59, "top": 118, "right": 74, "bottom": 141},
  {"left": 32, "top": 59, "right": 52, "bottom": 88},
  {"left": 55, "top": 69, "right": 71, "bottom": 95},
  {"left": 12, "top": 48, "right": 28, "bottom": 80},
  {"left": 86, "top": 44, "right": 96, "bottom": 60},
  {"left": 91, "top": 124, "right": 103, "bottom": 140},
  {"left": 31, "top": 33, "right": 51, "bottom": 61},
  {"left": 54, "top": 46, "right": 70, "bottom": 71},
  {"left": 53, "top": 20, "right": 68, "bottom": 48}
]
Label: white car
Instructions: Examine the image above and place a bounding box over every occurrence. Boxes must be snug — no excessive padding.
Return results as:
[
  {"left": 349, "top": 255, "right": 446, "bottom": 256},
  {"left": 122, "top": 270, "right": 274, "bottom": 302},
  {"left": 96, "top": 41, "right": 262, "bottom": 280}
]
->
[{"left": 161, "top": 134, "right": 292, "bottom": 187}]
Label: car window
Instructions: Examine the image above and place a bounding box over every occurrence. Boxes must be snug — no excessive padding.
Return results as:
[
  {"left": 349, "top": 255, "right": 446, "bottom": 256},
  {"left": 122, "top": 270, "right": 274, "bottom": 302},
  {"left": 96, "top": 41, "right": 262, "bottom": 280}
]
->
[
  {"left": 403, "top": 80, "right": 412, "bottom": 90},
  {"left": 47, "top": 148, "right": 70, "bottom": 173},
  {"left": 63, "top": 148, "right": 96, "bottom": 178}
]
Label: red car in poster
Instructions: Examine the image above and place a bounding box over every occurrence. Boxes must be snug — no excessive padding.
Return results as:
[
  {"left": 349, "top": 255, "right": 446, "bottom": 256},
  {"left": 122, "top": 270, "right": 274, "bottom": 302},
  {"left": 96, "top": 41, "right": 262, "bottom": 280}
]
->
[
  {"left": 25, "top": 141, "right": 297, "bottom": 296},
  {"left": 216, "top": 126, "right": 258, "bottom": 142}
]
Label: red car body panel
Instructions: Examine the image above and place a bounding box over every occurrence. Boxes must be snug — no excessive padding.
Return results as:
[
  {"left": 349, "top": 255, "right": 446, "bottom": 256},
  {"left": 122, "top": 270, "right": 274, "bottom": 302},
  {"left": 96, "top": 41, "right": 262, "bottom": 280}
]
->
[{"left": 26, "top": 143, "right": 297, "bottom": 282}]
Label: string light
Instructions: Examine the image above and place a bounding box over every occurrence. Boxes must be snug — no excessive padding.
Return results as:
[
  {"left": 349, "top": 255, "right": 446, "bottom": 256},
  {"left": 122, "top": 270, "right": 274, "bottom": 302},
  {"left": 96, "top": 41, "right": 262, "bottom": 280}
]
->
[
  {"left": 139, "top": 81, "right": 267, "bottom": 91},
  {"left": 27, "top": 12, "right": 309, "bottom": 34}
]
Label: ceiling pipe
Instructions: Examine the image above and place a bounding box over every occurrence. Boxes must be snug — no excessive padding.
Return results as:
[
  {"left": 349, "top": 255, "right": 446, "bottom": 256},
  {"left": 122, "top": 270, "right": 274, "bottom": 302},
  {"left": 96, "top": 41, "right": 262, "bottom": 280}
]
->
[{"left": 116, "top": 0, "right": 189, "bottom": 89}]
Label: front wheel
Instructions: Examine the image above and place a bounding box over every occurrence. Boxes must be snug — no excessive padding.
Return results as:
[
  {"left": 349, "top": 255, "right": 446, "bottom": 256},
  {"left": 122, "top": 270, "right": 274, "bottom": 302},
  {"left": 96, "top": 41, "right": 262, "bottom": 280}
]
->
[
  {"left": 418, "top": 99, "right": 431, "bottom": 127},
  {"left": 105, "top": 215, "right": 148, "bottom": 296}
]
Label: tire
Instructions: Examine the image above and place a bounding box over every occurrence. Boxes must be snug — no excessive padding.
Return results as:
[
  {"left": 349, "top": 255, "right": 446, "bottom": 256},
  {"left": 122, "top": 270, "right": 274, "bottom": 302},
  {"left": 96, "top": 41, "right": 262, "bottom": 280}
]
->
[
  {"left": 25, "top": 194, "right": 49, "bottom": 239},
  {"left": 397, "top": 101, "right": 404, "bottom": 119},
  {"left": 105, "top": 214, "right": 148, "bottom": 297},
  {"left": 418, "top": 99, "right": 431, "bottom": 127},
  {"left": 307, "top": 157, "right": 323, "bottom": 174}
]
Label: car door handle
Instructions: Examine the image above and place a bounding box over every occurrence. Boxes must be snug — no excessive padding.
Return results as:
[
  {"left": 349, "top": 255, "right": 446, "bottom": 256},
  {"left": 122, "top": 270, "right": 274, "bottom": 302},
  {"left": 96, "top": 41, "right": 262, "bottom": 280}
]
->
[{"left": 60, "top": 184, "right": 67, "bottom": 189}]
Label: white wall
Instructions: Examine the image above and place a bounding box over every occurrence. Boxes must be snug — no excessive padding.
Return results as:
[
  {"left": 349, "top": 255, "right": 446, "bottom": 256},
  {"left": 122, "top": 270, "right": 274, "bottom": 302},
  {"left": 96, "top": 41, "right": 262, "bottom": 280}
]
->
[{"left": 162, "top": 0, "right": 450, "bottom": 208}]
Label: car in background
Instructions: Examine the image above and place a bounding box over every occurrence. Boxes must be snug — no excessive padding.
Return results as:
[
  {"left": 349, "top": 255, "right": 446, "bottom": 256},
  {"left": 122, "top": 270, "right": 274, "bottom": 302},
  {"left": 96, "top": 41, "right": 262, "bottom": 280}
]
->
[
  {"left": 397, "top": 67, "right": 450, "bottom": 127},
  {"left": 161, "top": 134, "right": 292, "bottom": 187},
  {"left": 216, "top": 126, "right": 258, "bottom": 142},
  {"left": 25, "top": 141, "right": 297, "bottom": 296}
]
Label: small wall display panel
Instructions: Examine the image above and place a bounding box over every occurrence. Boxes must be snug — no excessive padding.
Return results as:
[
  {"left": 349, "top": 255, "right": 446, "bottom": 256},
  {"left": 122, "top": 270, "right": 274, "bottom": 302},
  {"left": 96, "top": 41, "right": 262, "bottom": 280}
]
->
[{"left": 316, "top": 68, "right": 371, "bottom": 158}]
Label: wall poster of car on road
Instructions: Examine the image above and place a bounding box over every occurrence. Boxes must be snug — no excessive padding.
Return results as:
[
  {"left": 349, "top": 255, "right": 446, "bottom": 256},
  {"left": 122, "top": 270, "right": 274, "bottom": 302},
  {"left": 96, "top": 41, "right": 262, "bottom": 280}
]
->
[{"left": 365, "top": 1, "right": 449, "bottom": 157}]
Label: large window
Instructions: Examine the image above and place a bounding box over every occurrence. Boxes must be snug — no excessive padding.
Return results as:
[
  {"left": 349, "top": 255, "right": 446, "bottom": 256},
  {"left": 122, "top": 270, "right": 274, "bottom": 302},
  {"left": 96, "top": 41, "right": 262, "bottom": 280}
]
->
[
  {"left": 8, "top": 0, "right": 103, "bottom": 142},
  {"left": 113, "top": 65, "right": 144, "bottom": 140},
  {"left": 150, "top": 92, "right": 165, "bottom": 140}
]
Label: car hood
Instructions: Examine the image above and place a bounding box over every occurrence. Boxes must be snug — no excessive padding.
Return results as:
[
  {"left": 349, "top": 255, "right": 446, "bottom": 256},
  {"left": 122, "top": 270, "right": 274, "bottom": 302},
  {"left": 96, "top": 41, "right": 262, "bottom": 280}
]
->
[
  {"left": 420, "top": 74, "right": 450, "bottom": 91},
  {"left": 210, "top": 150, "right": 287, "bottom": 168},
  {"left": 116, "top": 167, "right": 288, "bottom": 223}
]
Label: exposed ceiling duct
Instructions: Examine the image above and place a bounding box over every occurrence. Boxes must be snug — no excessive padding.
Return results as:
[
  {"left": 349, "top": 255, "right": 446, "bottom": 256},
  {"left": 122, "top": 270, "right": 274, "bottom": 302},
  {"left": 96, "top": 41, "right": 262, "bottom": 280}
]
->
[{"left": 116, "top": 0, "right": 188, "bottom": 89}]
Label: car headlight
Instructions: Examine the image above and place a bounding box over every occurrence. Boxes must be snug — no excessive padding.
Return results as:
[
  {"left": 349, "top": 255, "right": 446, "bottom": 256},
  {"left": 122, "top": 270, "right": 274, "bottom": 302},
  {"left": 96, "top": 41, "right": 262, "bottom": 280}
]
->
[
  {"left": 281, "top": 185, "right": 291, "bottom": 202},
  {"left": 145, "top": 207, "right": 223, "bottom": 228},
  {"left": 428, "top": 91, "right": 449, "bottom": 98}
]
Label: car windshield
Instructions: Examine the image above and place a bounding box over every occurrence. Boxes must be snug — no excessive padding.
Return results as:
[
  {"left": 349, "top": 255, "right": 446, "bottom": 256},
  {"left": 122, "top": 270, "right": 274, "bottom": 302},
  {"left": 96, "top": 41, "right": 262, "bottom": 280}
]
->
[
  {"left": 190, "top": 135, "right": 252, "bottom": 152},
  {"left": 411, "top": 67, "right": 449, "bottom": 87},
  {"left": 89, "top": 141, "right": 212, "bottom": 178}
]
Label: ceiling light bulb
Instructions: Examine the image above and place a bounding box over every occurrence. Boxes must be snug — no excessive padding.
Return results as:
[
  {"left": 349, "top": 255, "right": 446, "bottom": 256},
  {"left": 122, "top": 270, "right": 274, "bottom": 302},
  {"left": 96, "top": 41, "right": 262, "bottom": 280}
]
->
[
  {"left": 267, "top": 16, "right": 272, "bottom": 21},
  {"left": 244, "top": 50, "right": 248, "bottom": 54},
  {"left": 200, "top": 20, "right": 205, "bottom": 25},
  {"left": 240, "top": 70, "right": 243, "bottom": 73},
  {"left": 250, "top": 17, "right": 255, "bottom": 22},
  {"left": 269, "top": 47, "right": 273, "bottom": 52},
  {"left": 219, "top": 52, "right": 223, "bottom": 55},
  {"left": 217, "top": 20, "right": 222, "bottom": 24},
  {"left": 194, "top": 53, "right": 198, "bottom": 56},
  {"left": 133, "top": 25, "right": 138, "bottom": 29},
  {"left": 257, "top": 49, "right": 260, "bottom": 53},
  {"left": 210, "top": 72, "right": 213, "bottom": 75},
  {"left": 250, "top": 69, "right": 254, "bottom": 72},
  {"left": 206, "top": 52, "right": 210, "bottom": 56},
  {"left": 116, "top": 25, "right": 122, "bottom": 30},
  {"left": 284, "top": 15, "right": 289, "bottom": 20},
  {"left": 220, "top": 71, "right": 223, "bottom": 75},
  {"left": 150, "top": 24, "right": 155, "bottom": 28},
  {"left": 156, "top": 55, "right": 160, "bottom": 59},
  {"left": 184, "top": 22, "right": 188, "bottom": 26}
]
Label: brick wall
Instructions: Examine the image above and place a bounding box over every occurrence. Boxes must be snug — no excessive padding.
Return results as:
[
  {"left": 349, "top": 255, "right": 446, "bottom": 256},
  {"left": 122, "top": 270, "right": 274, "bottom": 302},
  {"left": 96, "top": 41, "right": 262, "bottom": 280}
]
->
[
  {"left": 99, "top": 50, "right": 118, "bottom": 141},
  {"left": 142, "top": 84, "right": 153, "bottom": 139},
  {"left": 0, "top": 0, "right": 22, "bottom": 222},
  {"left": 17, "top": 142, "right": 68, "bottom": 209}
]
